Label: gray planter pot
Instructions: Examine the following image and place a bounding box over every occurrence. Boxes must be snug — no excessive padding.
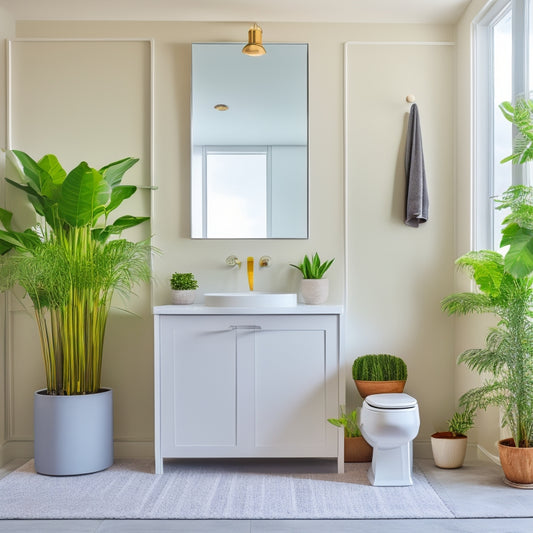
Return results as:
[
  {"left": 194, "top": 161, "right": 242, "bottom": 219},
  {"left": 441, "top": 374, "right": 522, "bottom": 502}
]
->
[{"left": 34, "top": 388, "right": 113, "bottom": 476}]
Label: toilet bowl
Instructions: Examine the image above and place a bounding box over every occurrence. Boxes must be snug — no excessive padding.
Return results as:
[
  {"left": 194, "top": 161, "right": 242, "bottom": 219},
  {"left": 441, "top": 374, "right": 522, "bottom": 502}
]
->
[{"left": 359, "top": 393, "right": 420, "bottom": 486}]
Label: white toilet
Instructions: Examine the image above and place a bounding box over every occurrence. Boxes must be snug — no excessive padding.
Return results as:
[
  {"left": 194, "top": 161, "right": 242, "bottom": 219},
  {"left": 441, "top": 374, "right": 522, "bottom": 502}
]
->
[{"left": 359, "top": 393, "right": 420, "bottom": 486}]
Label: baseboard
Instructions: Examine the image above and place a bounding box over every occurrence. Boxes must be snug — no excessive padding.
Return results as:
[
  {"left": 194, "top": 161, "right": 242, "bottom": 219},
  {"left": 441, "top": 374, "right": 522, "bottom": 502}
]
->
[
  {"left": 113, "top": 439, "right": 154, "bottom": 459},
  {"left": 413, "top": 439, "right": 478, "bottom": 461},
  {"left": 1, "top": 439, "right": 155, "bottom": 467},
  {"left": 0, "top": 440, "right": 33, "bottom": 466},
  {"left": 413, "top": 439, "right": 432, "bottom": 459}
]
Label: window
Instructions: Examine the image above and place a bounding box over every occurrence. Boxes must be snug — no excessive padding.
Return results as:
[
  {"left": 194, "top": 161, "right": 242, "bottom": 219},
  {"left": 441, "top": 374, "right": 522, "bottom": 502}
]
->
[{"left": 474, "top": 0, "right": 531, "bottom": 250}]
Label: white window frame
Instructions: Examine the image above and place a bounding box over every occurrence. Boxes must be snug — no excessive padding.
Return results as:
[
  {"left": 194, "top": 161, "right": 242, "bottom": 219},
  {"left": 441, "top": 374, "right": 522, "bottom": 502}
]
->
[{"left": 474, "top": 0, "right": 530, "bottom": 251}]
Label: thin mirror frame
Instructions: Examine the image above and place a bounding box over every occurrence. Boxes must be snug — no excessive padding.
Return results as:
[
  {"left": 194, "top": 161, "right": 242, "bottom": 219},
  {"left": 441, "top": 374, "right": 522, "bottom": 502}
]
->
[{"left": 190, "top": 42, "right": 309, "bottom": 239}]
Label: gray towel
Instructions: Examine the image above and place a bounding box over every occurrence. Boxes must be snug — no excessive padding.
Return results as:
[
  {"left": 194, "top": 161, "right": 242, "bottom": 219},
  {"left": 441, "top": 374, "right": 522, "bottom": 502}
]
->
[{"left": 404, "top": 103, "right": 428, "bottom": 227}]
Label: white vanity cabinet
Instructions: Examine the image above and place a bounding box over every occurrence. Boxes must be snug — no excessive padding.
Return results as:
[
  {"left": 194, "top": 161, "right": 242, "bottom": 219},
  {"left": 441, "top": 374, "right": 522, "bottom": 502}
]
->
[{"left": 153, "top": 306, "right": 344, "bottom": 474}]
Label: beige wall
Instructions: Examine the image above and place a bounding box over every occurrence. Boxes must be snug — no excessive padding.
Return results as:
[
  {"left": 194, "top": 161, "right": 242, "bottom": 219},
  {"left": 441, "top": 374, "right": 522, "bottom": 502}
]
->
[
  {"left": 345, "top": 40, "right": 456, "bottom": 447},
  {"left": 2, "top": 19, "right": 465, "bottom": 461}
]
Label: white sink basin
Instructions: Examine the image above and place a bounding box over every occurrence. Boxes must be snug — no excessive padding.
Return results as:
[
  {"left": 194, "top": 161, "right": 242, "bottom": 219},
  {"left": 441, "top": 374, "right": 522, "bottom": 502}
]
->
[{"left": 204, "top": 292, "right": 298, "bottom": 308}]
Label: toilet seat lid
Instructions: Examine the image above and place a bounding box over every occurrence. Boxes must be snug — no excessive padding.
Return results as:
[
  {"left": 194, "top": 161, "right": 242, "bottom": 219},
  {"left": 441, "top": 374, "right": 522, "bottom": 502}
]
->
[{"left": 365, "top": 393, "right": 417, "bottom": 409}]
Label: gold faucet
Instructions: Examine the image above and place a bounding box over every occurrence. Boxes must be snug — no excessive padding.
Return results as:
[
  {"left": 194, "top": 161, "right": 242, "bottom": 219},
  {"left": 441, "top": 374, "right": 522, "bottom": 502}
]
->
[{"left": 247, "top": 256, "right": 254, "bottom": 291}]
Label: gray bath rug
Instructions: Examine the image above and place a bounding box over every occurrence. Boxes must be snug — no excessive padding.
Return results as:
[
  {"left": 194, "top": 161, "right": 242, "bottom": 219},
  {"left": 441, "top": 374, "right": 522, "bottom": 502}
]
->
[{"left": 0, "top": 459, "right": 453, "bottom": 519}]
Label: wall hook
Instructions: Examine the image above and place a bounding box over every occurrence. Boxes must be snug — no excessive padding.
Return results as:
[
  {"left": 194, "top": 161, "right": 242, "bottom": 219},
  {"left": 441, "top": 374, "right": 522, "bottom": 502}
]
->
[{"left": 406, "top": 94, "right": 416, "bottom": 103}]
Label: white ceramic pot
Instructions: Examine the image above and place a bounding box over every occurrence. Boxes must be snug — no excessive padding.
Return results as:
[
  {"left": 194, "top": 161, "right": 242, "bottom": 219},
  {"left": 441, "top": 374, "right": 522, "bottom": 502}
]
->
[
  {"left": 431, "top": 432, "right": 468, "bottom": 469},
  {"left": 300, "top": 278, "right": 329, "bottom": 304},
  {"left": 171, "top": 289, "right": 196, "bottom": 305},
  {"left": 34, "top": 388, "right": 114, "bottom": 476}
]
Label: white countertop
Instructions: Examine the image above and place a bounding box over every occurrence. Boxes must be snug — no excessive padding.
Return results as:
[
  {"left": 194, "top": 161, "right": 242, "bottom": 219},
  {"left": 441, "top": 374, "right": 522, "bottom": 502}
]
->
[{"left": 153, "top": 304, "right": 344, "bottom": 315}]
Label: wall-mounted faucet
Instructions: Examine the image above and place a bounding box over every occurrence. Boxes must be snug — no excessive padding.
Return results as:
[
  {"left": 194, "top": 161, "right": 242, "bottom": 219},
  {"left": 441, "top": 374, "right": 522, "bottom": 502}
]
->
[{"left": 225, "top": 255, "right": 241, "bottom": 268}]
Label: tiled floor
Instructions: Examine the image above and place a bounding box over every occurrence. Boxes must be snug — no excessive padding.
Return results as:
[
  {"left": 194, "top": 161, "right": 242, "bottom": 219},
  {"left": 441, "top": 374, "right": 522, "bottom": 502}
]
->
[{"left": 0, "top": 458, "right": 532, "bottom": 532}]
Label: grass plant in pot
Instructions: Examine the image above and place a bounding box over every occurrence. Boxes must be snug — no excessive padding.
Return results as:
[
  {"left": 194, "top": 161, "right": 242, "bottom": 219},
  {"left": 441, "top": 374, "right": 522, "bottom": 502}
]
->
[
  {"left": 328, "top": 407, "right": 373, "bottom": 462},
  {"left": 352, "top": 353, "right": 407, "bottom": 398},
  {"left": 290, "top": 252, "right": 334, "bottom": 304},
  {"left": 0, "top": 150, "right": 151, "bottom": 476},
  {"left": 441, "top": 97, "right": 533, "bottom": 486},
  {"left": 431, "top": 409, "right": 475, "bottom": 469},
  {"left": 170, "top": 272, "right": 198, "bottom": 304}
]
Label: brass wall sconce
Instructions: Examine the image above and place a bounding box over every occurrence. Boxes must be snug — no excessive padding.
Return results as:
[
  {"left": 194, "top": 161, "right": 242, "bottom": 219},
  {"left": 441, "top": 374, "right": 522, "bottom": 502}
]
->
[{"left": 242, "top": 23, "right": 266, "bottom": 56}]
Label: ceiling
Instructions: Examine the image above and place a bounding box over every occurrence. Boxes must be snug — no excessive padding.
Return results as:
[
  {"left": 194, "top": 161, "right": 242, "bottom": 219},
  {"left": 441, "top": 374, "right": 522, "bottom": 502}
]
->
[{"left": 0, "top": 0, "right": 472, "bottom": 25}]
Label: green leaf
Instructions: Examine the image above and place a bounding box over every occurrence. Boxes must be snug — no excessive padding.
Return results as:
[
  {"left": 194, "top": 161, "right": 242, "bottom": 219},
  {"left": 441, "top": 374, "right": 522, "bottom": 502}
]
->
[
  {"left": 58, "top": 162, "right": 111, "bottom": 227},
  {"left": 0, "top": 208, "right": 13, "bottom": 231},
  {"left": 92, "top": 215, "right": 149, "bottom": 243},
  {"left": 10, "top": 150, "right": 46, "bottom": 192},
  {"left": 100, "top": 157, "right": 139, "bottom": 187},
  {"left": 106, "top": 185, "right": 137, "bottom": 215},
  {"left": 38, "top": 154, "right": 66, "bottom": 185},
  {"left": 0, "top": 228, "right": 41, "bottom": 253},
  {"left": 441, "top": 292, "right": 494, "bottom": 316},
  {"left": 503, "top": 226, "right": 533, "bottom": 278},
  {"left": 4, "top": 178, "right": 47, "bottom": 217},
  {"left": 456, "top": 251, "right": 504, "bottom": 296}
]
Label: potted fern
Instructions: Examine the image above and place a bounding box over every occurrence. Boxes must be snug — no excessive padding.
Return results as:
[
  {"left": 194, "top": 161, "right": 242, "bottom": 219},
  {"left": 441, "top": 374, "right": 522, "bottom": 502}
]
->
[
  {"left": 352, "top": 353, "right": 408, "bottom": 398},
  {"left": 170, "top": 272, "right": 198, "bottom": 304},
  {"left": 441, "top": 98, "right": 533, "bottom": 485},
  {"left": 0, "top": 150, "right": 151, "bottom": 476},
  {"left": 290, "top": 252, "right": 334, "bottom": 304},
  {"left": 328, "top": 408, "right": 372, "bottom": 462},
  {"left": 431, "top": 409, "right": 475, "bottom": 469}
]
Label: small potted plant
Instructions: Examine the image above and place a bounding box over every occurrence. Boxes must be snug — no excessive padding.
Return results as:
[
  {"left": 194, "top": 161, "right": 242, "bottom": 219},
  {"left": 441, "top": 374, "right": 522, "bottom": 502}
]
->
[
  {"left": 170, "top": 272, "right": 198, "bottom": 304},
  {"left": 352, "top": 353, "right": 408, "bottom": 398},
  {"left": 431, "top": 409, "right": 475, "bottom": 469},
  {"left": 328, "top": 407, "right": 372, "bottom": 462},
  {"left": 290, "top": 252, "right": 334, "bottom": 304}
]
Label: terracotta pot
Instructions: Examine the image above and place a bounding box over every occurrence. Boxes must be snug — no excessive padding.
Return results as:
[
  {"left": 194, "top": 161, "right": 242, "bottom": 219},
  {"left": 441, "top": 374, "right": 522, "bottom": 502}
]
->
[
  {"left": 344, "top": 436, "right": 373, "bottom": 462},
  {"left": 431, "top": 432, "right": 468, "bottom": 469},
  {"left": 354, "top": 379, "right": 406, "bottom": 398},
  {"left": 498, "top": 438, "right": 533, "bottom": 485},
  {"left": 300, "top": 279, "right": 329, "bottom": 305}
]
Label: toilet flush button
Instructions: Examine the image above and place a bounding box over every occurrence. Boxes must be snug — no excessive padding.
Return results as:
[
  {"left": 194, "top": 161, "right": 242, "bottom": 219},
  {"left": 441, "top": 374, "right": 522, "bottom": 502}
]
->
[{"left": 365, "top": 393, "right": 417, "bottom": 409}]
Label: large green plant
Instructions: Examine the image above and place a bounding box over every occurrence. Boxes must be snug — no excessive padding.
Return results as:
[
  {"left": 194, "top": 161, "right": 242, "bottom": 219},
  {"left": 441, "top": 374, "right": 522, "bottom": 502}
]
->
[
  {"left": 0, "top": 150, "right": 151, "bottom": 395},
  {"left": 441, "top": 98, "right": 533, "bottom": 448}
]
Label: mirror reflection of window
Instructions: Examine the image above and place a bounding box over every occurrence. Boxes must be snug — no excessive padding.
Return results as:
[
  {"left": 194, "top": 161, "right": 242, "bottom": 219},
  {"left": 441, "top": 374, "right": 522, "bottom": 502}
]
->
[{"left": 206, "top": 149, "right": 268, "bottom": 238}]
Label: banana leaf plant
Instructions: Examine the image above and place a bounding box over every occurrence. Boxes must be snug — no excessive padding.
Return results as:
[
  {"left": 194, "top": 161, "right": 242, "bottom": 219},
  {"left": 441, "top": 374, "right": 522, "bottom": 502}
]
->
[{"left": 0, "top": 150, "right": 151, "bottom": 395}]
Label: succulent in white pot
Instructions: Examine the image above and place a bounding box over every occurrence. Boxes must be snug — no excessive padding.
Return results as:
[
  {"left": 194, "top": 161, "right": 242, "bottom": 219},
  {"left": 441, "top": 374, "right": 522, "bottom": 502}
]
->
[
  {"left": 290, "top": 252, "right": 334, "bottom": 304},
  {"left": 170, "top": 272, "right": 198, "bottom": 304}
]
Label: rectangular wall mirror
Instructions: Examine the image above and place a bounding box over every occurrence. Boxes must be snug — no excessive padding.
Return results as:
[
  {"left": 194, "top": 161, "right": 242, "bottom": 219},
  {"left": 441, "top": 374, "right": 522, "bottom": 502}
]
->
[{"left": 191, "top": 43, "right": 308, "bottom": 239}]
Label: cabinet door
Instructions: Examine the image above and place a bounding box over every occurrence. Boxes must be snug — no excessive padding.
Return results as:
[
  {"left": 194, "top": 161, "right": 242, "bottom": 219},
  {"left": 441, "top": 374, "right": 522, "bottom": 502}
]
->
[
  {"left": 249, "top": 315, "right": 339, "bottom": 457},
  {"left": 159, "top": 315, "right": 238, "bottom": 456}
]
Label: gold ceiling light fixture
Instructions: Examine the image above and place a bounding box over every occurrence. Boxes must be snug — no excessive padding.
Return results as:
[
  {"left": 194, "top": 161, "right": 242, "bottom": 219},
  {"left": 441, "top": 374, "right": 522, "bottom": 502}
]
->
[
  {"left": 242, "top": 23, "right": 266, "bottom": 56},
  {"left": 214, "top": 104, "right": 229, "bottom": 111}
]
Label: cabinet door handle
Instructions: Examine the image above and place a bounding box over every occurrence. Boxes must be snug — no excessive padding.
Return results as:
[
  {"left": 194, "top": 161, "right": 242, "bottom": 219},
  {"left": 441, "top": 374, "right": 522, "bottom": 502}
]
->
[{"left": 229, "top": 325, "right": 262, "bottom": 330}]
